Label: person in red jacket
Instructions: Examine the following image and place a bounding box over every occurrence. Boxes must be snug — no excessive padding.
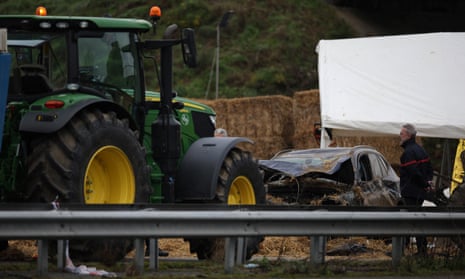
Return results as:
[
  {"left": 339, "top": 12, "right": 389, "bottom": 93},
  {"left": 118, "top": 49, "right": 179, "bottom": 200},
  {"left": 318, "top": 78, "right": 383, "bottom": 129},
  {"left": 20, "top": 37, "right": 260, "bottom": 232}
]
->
[{"left": 399, "top": 123, "right": 434, "bottom": 256}]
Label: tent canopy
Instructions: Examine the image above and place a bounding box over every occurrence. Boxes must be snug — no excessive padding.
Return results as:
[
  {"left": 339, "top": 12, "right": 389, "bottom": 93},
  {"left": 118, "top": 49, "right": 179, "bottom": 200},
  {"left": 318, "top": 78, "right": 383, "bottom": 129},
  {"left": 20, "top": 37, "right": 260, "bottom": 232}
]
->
[{"left": 316, "top": 32, "right": 465, "bottom": 141}]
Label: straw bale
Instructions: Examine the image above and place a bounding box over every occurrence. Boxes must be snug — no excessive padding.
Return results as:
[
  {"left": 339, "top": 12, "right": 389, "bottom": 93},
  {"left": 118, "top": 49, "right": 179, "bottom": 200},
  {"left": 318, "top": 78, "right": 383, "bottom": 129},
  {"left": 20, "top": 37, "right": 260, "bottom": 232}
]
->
[
  {"left": 228, "top": 96, "right": 293, "bottom": 139},
  {"left": 250, "top": 135, "right": 292, "bottom": 160},
  {"left": 292, "top": 90, "right": 321, "bottom": 149},
  {"left": 198, "top": 96, "right": 293, "bottom": 159},
  {"left": 205, "top": 98, "right": 228, "bottom": 129},
  {"left": 203, "top": 96, "right": 293, "bottom": 135}
]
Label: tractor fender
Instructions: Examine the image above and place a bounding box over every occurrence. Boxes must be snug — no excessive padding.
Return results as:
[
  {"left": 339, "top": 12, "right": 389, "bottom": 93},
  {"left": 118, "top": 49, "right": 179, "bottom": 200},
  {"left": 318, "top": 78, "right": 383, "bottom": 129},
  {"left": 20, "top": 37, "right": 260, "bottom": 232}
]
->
[
  {"left": 175, "top": 136, "right": 253, "bottom": 201},
  {"left": 19, "top": 99, "right": 134, "bottom": 134}
]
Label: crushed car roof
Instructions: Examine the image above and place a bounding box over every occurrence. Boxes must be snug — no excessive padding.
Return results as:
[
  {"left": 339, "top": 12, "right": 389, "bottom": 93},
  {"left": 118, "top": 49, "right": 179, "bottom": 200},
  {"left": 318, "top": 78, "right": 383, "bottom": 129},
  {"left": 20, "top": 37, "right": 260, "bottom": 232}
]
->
[{"left": 259, "top": 146, "right": 374, "bottom": 177}]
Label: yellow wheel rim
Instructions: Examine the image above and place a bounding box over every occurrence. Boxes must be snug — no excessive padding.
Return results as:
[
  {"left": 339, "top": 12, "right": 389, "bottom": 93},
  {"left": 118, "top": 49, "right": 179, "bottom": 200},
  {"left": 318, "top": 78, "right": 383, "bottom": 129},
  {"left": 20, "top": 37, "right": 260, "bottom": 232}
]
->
[
  {"left": 227, "top": 176, "right": 256, "bottom": 205},
  {"left": 84, "top": 146, "right": 135, "bottom": 204}
]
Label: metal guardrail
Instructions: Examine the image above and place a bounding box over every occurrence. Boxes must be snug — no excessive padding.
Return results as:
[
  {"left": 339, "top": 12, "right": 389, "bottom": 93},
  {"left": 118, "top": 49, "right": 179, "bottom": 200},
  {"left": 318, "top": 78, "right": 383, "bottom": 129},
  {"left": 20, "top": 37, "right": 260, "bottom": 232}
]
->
[{"left": 1, "top": 208, "right": 465, "bottom": 276}]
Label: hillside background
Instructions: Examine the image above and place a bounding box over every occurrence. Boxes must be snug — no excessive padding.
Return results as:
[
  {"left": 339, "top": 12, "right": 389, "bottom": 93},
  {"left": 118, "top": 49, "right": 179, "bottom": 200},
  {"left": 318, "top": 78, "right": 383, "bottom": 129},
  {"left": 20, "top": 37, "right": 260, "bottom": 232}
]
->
[
  {"left": 0, "top": 0, "right": 355, "bottom": 98},
  {"left": 3, "top": 1, "right": 465, "bottom": 99},
  {"left": 3, "top": 0, "right": 465, "bottom": 170}
]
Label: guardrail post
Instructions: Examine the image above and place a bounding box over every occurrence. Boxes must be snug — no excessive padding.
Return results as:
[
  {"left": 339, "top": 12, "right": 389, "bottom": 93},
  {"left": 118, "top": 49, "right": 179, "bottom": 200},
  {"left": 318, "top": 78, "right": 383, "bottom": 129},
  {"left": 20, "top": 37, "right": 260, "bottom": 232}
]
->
[
  {"left": 224, "top": 237, "right": 235, "bottom": 273},
  {"left": 56, "top": 239, "right": 65, "bottom": 270},
  {"left": 148, "top": 238, "right": 159, "bottom": 270},
  {"left": 37, "top": 239, "right": 48, "bottom": 277},
  {"left": 391, "top": 236, "right": 404, "bottom": 268},
  {"left": 235, "top": 237, "right": 246, "bottom": 265},
  {"left": 310, "top": 236, "right": 326, "bottom": 265},
  {"left": 134, "top": 238, "right": 145, "bottom": 275}
]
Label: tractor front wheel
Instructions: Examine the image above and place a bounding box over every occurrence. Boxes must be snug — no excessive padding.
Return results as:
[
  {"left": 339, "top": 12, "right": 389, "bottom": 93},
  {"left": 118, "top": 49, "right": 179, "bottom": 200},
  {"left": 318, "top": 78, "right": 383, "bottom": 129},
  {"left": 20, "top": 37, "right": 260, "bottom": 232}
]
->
[{"left": 189, "top": 148, "right": 265, "bottom": 260}]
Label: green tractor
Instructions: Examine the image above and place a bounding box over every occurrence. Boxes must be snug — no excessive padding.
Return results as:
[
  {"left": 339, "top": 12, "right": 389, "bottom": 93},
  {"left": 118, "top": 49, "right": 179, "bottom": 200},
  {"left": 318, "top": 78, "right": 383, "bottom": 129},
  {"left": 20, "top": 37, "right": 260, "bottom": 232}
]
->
[{"left": 0, "top": 6, "right": 265, "bottom": 264}]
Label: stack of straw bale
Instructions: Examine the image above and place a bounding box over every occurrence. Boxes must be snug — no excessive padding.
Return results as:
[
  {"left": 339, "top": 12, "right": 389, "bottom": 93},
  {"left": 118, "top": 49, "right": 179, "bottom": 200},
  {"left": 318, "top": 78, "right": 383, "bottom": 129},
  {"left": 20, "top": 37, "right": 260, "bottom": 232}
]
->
[
  {"left": 292, "top": 90, "right": 321, "bottom": 149},
  {"left": 197, "top": 90, "right": 401, "bottom": 165},
  {"left": 201, "top": 95, "right": 294, "bottom": 160}
]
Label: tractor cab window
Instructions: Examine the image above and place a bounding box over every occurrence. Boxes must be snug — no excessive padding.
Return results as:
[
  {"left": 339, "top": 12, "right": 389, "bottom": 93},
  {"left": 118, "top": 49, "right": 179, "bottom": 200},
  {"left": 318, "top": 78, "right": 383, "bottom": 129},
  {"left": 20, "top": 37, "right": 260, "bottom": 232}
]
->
[
  {"left": 77, "top": 31, "right": 138, "bottom": 111},
  {"left": 8, "top": 33, "right": 67, "bottom": 95},
  {"left": 78, "top": 32, "right": 136, "bottom": 91}
]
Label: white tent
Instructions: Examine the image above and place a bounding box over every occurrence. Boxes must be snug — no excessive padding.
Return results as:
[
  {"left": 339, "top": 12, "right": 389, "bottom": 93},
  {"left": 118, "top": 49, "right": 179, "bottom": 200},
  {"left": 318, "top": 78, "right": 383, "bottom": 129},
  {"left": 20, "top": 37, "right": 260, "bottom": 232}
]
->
[{"left": 316, "top": 32, "right": 465, "bottom": 146}]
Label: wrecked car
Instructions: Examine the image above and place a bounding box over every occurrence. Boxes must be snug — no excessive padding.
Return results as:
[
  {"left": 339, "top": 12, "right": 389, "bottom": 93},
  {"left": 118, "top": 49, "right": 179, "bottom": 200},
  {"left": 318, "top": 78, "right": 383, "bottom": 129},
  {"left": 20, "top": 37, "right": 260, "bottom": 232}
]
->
[{"left": 259, "top": 146, "right": 401, "bottom": 206}]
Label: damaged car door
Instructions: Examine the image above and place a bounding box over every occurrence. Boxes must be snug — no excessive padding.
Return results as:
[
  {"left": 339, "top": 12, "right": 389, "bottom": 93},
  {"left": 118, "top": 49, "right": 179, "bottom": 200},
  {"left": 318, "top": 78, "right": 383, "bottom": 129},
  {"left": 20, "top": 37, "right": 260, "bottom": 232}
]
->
[{"left": 354, "top": 150, "right": 401, "bottom": 206}]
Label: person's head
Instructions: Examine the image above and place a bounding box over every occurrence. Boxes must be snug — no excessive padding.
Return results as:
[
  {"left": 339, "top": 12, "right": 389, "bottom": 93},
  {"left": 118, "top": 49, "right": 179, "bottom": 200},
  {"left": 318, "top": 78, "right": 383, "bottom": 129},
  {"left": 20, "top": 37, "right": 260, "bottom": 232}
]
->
[
  {"left": 400, "top": 123, "right": 416, "bottom": 145},
  {"left": 214, "top": 128, "right": 228, "bottom": 137}
]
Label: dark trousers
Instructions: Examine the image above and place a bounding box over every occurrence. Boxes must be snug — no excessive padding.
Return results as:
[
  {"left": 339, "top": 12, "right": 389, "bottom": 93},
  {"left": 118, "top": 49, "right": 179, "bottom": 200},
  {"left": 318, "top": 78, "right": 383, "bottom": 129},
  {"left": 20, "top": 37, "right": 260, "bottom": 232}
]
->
[{"left": 403, "top": 196, "right": 428, "bottom": 254}]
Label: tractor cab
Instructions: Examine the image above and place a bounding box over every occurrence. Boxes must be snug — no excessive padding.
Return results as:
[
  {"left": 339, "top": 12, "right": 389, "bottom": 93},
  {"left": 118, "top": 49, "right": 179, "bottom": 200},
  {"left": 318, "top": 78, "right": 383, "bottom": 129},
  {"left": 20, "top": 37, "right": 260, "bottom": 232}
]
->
[{"left": 5, "top": 18, "right": 147, "bottom": 112}]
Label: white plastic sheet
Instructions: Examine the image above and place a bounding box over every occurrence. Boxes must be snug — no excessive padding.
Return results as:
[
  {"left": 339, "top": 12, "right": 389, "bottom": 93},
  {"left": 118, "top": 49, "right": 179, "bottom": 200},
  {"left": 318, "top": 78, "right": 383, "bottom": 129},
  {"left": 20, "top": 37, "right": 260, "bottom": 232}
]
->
[{"left": 317, "top": 32, "right": 465, "bottom": 142}]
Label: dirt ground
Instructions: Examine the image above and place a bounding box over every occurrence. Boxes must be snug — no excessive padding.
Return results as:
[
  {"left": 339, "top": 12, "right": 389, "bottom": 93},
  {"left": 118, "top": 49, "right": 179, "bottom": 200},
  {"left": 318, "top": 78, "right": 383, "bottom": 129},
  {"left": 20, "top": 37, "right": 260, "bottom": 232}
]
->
[
  {"left": 154, "top": 236, "right": 394, "bottom": 260},
  {"left": 1, "top": 235, "right": 462, "bottom": 279},
  {"left": 0, "top": 236, "right": 394, "bottom": 262},
  {"left": 4, "top": 234, "right": 461, "bottom": 263}
]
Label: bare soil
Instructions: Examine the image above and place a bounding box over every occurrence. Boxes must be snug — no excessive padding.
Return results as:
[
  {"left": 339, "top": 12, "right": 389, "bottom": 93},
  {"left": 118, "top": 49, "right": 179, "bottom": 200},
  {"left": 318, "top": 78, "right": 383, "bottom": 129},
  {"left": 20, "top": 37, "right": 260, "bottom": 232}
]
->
[
  {"left": 0, "top": 236, "right": 393, "bottom": 262},
  {"left": 4, "top": 233, "right": 460, "bottom": 261}
]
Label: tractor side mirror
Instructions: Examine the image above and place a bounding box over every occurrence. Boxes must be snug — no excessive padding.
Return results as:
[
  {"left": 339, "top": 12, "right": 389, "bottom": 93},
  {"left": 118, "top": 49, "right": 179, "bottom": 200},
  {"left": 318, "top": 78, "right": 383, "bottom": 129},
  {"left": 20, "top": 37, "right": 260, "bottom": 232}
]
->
[{"left": 181, "top": 28, "right": 196, "bottom": 68}]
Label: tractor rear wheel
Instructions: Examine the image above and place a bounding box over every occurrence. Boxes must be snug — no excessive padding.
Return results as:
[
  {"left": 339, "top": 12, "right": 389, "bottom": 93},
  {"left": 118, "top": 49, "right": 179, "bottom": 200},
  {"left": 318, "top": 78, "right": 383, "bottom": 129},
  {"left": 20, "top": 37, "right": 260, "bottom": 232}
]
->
[
  {"left": 189, "top": 148, "right": 265, "bottom": 260},
  {"left": 25, "top": 108, "right": 151, "bottom": 265}
]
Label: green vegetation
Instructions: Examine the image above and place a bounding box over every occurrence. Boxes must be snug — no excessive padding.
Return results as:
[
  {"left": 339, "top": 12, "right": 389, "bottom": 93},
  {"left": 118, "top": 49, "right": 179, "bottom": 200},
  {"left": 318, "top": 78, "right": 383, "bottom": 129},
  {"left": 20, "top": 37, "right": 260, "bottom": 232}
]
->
[
  {"left": 122, "top": 256, "right": 465, "bottom": 278},
  {"left": 0, "top": 0, "right": 355, "bottom": 99},
  {"left": 2, "top": 255, "right": 464, "bottom": 278}
]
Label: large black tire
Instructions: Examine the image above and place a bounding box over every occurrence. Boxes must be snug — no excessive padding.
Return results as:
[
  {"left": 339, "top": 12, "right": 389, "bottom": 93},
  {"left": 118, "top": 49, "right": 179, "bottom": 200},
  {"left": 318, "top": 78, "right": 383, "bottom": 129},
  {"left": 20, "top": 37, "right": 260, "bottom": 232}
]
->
[
  {"left": 25, "top": 108, "right": 151, "bottom": 265},
  {"left": 188, "top": 148, "right": 265, "bottom": 260}
]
